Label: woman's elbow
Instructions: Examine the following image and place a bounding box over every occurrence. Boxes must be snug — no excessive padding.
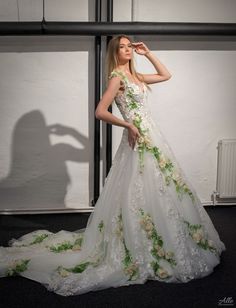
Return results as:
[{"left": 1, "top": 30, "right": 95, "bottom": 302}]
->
[
  {"left": 95, "top": 108, "right": 104, "bottom": 120},
  {"left": 95, "top": 109, "right": 101, "bottom": 119}
]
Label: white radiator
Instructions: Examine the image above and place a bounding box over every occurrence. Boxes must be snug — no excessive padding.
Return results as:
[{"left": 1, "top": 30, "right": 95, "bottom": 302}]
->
[{"left": 216, "top": 139, "right": 236, "bottom": 199}]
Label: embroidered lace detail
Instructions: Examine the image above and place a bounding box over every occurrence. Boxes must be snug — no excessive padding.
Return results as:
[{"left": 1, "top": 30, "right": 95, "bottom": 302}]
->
[
  {"left": 55, "top": 220, "right": 106, "bottom": 278},
  {"left": 137, "top": 208, "right": 176, "bottom": 279},
  {"left": 115, "top": 212, "right": 139, "bottom": 281},
  {"left": 183, "top": 220, "right": 217, "bottom": 254},
  {"left": 6, "top": 259, "right": 30, "bottom": 277},
  {"left": 110, "top": 69, "right": 195, "bottom": 203}
]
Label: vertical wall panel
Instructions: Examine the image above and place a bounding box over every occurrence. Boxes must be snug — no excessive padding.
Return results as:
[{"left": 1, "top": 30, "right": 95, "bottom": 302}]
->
[
  {"left": 0, "top": 0, "right": 94, "bottom": 22},
  {"left": 125, "top": 0, "right": 236, "bottom": 23},
  {"left": 0, "top": 37, "right": 94, "bottom": 210}
]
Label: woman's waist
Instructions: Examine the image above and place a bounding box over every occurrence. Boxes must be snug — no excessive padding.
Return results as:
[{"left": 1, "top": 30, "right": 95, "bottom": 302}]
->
[{"left": 126, "top": 110, "right": 154, "bottom": 130}]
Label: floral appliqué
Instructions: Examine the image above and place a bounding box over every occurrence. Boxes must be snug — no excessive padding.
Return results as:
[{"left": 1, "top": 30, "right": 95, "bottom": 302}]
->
[
  {"left": 6, "top": 259, "right": 30, "bottom": 276},
  {"left": 56, "top": 220, "right": 105, "bottom": 278},
  {"left": 184, "top": 220, "right": 217, "bottom": 254},
  {"left": 133, "top": 113, "right": 195, "bottom": 202},
  {"left": 138, "top": 208, "right": 176, "bottom": 279},
  {"left": 115, "top": 212, "right": 139, "bottom": 281},
  {"left": 48, "top": 235, "right": 84, "bottom": 253},
  {"left": 110, "top": 70, "right": 195, "bottom": 203}
]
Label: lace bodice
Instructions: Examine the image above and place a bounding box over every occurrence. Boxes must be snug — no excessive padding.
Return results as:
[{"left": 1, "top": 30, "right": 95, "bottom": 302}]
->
[{"left": 109, "top": 70, "right": 153, "bottom": 132}]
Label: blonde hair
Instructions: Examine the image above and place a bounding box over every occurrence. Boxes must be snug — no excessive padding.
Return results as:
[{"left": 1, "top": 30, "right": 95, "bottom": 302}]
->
[{"left": 105, "top": 34, "right": 143, "bottom": 84}]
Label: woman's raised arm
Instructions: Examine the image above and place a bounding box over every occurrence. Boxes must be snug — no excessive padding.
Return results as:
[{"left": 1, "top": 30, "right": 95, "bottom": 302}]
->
[{"left": 132, "top": 42, "right": 172, "bottom": 84}]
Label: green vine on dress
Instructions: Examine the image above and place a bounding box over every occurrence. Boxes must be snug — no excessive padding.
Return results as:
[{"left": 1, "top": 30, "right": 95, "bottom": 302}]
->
[
  {"left": 49, "top": 220, "right": 104, "bottom": 253},
  {"left": 98, "top": 220, "right": 104, "bottom": 232},
  {"left": 6, "top": 259, "right": 30, "bottom": 277},
  {"left": 184, "top": 220, "right": 217, "bottom": 254},
  {"left": 115, "top": 212, "right": 139, "bottom": 281},
  {"left": 30, "top": 233, "right": 49, "bottom": 245},
  {"left": 138, "top": 208, "right": 176, "bottom": 279},
  {"left": 14, "top": 232, "right": 85, "bottom": 253},
  {"left": 133, "top": 112, "right": 195, "bottom": 203},
  {"left": 109, "top": 69, "right": 195, "bottom": 203},
  {"left": 56, "top": 261, "right": 92, "bottom": 278},
  {"left": 56, "top": 220, "right": 105, "bottom": 278},
  {"left": 49, "top": 236, "right": 83, "bottom": 253},
  {"left": 14, "top": 233, "right": 50, "bottom": 247}
]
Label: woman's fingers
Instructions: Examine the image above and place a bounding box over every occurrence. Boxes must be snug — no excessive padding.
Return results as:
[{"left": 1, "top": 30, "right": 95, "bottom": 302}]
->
[
  {"left": 132, "top": 42, "right": 146, "bottom": 48},
  {"left": 132, "top": 42, "right": 143, "bottom": 45},
  {"left": 128, "top": 136, "right": 135, "bottom": 148},
  {"left": 132, "top": 42, "right": 149, "bottom": 55},
  {"left": 127, "top": 124, "right": 142, "bottom": 149}
]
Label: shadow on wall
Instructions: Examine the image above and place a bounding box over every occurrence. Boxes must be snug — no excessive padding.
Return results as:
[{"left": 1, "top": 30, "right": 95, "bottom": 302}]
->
[{"left": 0, "top": 110, "right": 90, "bottom": 210}]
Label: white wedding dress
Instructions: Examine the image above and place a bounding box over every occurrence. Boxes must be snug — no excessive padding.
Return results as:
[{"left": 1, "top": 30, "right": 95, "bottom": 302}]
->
[{"left": 0, "top": 70, "right": 226, "bottom": 296}]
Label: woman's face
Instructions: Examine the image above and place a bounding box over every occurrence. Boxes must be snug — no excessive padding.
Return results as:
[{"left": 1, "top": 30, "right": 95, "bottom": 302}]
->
[{"left": 117, "top": 37, "right": 133, "bottom": 64}]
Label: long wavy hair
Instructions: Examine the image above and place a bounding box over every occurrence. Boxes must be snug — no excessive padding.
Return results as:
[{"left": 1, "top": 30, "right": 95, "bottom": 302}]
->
[{"left": 105, "top": 34, "right": 143, "bottom": 84}]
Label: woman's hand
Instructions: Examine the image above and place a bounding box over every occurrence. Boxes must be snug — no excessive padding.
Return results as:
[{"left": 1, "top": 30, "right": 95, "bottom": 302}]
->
[
  {"left": 48, "top": 124, "right": 75, "bottom": 136},
  {"left": 127, "top": 124, "right": 141, "bottom": 149},
  {"left": 132, "top": 42, "right": 150, "bottom": 56}
]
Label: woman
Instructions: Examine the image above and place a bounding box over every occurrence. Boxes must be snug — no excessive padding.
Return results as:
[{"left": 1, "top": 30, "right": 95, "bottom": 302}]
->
[
  {"left": 95, "top": 36, "right": 172, "bottom": 150},
  {"left": 0, "top": 35, "right": 226, "bottom": 296}
]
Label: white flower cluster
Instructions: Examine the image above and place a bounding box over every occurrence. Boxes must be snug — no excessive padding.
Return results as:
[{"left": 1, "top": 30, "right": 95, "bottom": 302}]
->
[
  {"left": 57, "top": 266, "right": 70, "bottom": 277},
  {"left": 6, "top": 259, "right": 30, "bottom": 276},
  {"left": 156, "top": 267, "right": 169, "bottom": 279},
  {"left": 114, "top": 215, "right": 123, "bottom": 238},
  {"left": 139, "top": 213, "right": 154, "bottom": 239},
  {"left": 123, "top": 261, "right": 139, "bottom": 278},
  {"left": 185, "top": 221, "right": 216, "bottom": 252}
]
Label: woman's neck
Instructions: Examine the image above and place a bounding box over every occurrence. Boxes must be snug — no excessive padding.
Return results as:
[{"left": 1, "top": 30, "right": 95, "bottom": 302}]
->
[{"left": 116, "top": 64, "right": 131, "bottom": 74}]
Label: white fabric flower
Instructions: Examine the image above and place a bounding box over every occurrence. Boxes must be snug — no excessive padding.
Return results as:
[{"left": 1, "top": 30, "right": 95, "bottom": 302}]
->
[
  {"left": 165, "top": 251, "right": 174, "bottom": 260},
  {"left": 192, "top": 229, "right": 204, "bottom": 243},
  {"left": 57, "top": 267, "right": 70, "bottom": 277},
  {"left": 157, "top": 267, "right": 169, "bottom": 279},
  {"left": 208, "top": 239, "right": 215, "bottom": 248},
  {"left": 157, "top": 248, "right": 165, "bottom": 257}
]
